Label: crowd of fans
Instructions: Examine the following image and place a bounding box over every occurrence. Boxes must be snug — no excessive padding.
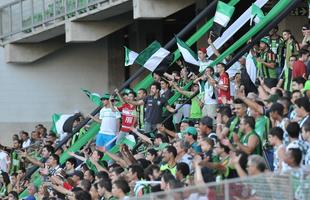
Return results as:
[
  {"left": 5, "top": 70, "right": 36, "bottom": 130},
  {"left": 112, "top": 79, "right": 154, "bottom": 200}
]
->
[{"left": 0, "top": 23, "right": 310, "bottom": 200}]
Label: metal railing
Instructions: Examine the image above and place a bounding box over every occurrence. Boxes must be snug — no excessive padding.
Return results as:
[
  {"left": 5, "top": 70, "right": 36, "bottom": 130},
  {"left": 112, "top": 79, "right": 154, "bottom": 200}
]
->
[
  {"left": 0, "top": 0, "right": 116, "bottom": 40},
  {"left": 129, "top": 170, "right": 310, "bottom": 200}
]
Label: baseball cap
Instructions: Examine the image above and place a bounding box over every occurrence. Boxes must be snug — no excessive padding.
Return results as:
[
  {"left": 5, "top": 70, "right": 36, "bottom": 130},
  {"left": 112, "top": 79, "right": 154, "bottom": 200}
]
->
[
  {"left": 100, "top": 93, "right": 110, "bottom": 100},
  {"left": 71, "top": 170, "right": 84, "bottom": 179},
  {"left": 260, "top": 37, "right": 269, "bottom": 46},
  {"left": 184, "top": 126, "right": 197, "bottom": 136},
  {"left": 200, "top": 116, "right": 213, "bottom": 128},
  {"left": 198, "top": 47, "right": 207, "bottom": 54}
]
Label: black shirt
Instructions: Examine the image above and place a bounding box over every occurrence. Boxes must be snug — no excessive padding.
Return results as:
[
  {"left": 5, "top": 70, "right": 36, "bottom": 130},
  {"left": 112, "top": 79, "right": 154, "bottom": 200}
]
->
[{"left": 143, "top": 95, "right": 168, "bottom": 124}]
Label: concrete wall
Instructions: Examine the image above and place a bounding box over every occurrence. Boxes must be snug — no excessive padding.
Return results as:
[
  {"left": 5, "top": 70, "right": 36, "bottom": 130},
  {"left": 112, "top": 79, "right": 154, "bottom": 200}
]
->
[{"left": 0, "top": 38, "right": 109, "bottom": 145}]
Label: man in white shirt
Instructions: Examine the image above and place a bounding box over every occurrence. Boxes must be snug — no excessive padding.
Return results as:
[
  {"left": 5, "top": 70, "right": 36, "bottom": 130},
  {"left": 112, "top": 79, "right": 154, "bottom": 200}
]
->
[
  {"left": 89, "top": 93, "right": 121, "bottom": 150},
  {"left": 20, "top": 131, "right": 31, "bottom": 149}
]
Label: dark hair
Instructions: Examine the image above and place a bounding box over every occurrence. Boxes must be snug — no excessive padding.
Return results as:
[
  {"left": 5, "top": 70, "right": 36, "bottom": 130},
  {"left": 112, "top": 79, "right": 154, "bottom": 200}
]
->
[
  {"left": 98, "top": 179, "right": 112, "bottom": 192},
  {"left": 151, "top": 82, "right": 161, "bottom": 91},
  {"left": 96, "top": 171, "right": 110, "bottom": 180},
  {"left": 162, "top": 171, "right": 175, "bottom": 183},
  {"left": 278, "top": 97, "right": 291, "bottom": 110},
  {"left": 129, "top": 164, "right": 144, "bottom": 180},
  {"left": 269, "top": 127, "right": 284, "bottom": 141},
  {"left": 113, "top": 179, "right": 130, "bottom": 194},
  {"left": 86, "top": 169, "right": 95, "bottom": 178},
  {"left": 1, "top": 171, "right": 10, "bottom": 186},
  {"left": 217, "top": 62, "right": 226, "bottom": 69},
  {"left": 160, "top": 79, "right": 169, "bottom": 85},
  {"left": 299, "top": 48, "right": 309, "bottom": 57},
  {"left": 219, "top": 106, "right": 232, "bottom": 118},
  {"left": 166, "top": 145, "right": 177, "bottom": 158},
  {"left": 295, "top": 97, "right": 310, "bottom": 113},
  {"left": 66, "top": 157, "right": 77, "bottom": 168},
  {"left": 50, "top": 154, "right": 60, "bottom": 165},
  {"left": 288, "top": 148, "right": 302, "bottom": 166},
  {"left": 243, "top": 116, "right": 256, "bottom": 129},
  {"left": 155, "top": 134, "right": 169, "bottom": 143},
  {"left": 111, "top": 166, "right": 124, "bottom": 175},
  {"left": 292, "top": 90, "right": 302, "bottom": 96},
  {"left": 286, "top": 122, "right": 300, "bottom": 139},
  {"left": 138, "top": 88, "right": 147, "bottom": 95},
  {"left": 8, "top": 191, "right": 19, "bottom": 200},
  {"left": 206, "top": 66, "right": 214, "bottom": 74},
  {"left": 293, "top": 77, "right": 306, "bottom": 85},
  {"left": 80, "top": 180, "right": 92, "bottom": 192},
  {"left": 74, "top": 190, "right": 91, "bottom": 200},
  {"left": 283, "top": 29, "right": 291, "bottom": 34},
  {"left": 144, "top": 164, "right": 160, "bottom": 180},
  {"left": 233, "top": 98, "right": 246, "bottom": 106},
  {"left": 270, "top": 103, "right": 284, "bottom": 116},
  {"left": 137, "top": 158, "right": 151, "bottom": 169},
  {"left": 176, "top": 162, "right": 190, "bottom": 178},
  {"left": 20, "top": 131, "right": 29, "bottom": 137},
  {"left": 43, "top": 145, "right": 55, "bottom": 154},
  {"left": 147, "top": 148, "right": 158, "bottom": 157}
]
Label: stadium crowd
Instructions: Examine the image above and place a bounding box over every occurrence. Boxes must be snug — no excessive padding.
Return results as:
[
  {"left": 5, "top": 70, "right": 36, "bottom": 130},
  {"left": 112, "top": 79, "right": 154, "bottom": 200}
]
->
[{"left": 0, "top": 24, "right": 310, "bottom": 200}]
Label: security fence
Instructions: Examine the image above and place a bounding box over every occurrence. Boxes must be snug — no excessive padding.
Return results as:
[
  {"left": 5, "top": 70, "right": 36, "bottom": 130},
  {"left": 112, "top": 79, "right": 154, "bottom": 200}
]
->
[{"left": 129, "top": 170, "right": 310, "bottom": 200}]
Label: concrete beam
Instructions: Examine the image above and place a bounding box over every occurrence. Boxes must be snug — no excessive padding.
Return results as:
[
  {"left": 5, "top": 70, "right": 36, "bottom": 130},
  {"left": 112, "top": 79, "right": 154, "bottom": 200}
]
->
[
  {"left": 66, "top": 13, "right": 133, "bottom": 43},
  {"left": 133, "top": 0, "right": 195, "bottom": 19},
  {"left": 4, "top": 40, "right": 65, "bottom": 63}
]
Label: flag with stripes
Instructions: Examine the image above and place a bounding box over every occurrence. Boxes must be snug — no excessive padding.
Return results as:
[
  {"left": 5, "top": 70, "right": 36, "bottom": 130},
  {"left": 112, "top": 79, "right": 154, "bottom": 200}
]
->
[
  {"left": 124, "top": 46, "right": 139, "bottom": 66},
  {"left": 212, "top": 1, "right": 235, "bottom": 37},
  {"left": 250, "top": 4, "right": 264, "bottom": 25},
  {"left": 134, "top": 41, "right": 170, "bottom": 72},
  {"left": 81, "top": 89, "right": 102, "bottom": 106},
  {"left": 176, "top": 37, "right": 199, "bottom": 66}
]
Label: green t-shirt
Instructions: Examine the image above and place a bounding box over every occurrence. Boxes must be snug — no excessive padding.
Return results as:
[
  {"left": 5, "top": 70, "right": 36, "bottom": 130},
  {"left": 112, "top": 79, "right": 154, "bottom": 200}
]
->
[
  {"left": 255, "top": 116, "right": 270, "bottom": 144},
  {"left": 160, "top": 163, "right": 177, "bottom": 176},
  {"left": 186, "top": 92, "right": 203, "bottom": 119},
  {"left": 86, "top": 159, "right": 98, "bottom": 173}
]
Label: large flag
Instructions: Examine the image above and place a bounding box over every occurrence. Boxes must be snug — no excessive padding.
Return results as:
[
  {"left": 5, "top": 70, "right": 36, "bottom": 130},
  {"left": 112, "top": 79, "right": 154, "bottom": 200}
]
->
[
  {"left": 124, "top": 46, "right": 139, "bottom": 66},
  {"left": 134, "top": 41, "right": 170, "bottom": 72},
  {"left": 51, "top": 113, "right": 81, "bottom": 140},
  {"left": 212, "top": 1, "right": 235, "bottom": 37},
  {"left": 250, "top": 4, "right": 264, "bottom": 25},
  {"left": 81, "top": 89, "right": 102, "bottom": 106},
  {"left": 176, "top": 37, "right": 199, "bottom": 66}
]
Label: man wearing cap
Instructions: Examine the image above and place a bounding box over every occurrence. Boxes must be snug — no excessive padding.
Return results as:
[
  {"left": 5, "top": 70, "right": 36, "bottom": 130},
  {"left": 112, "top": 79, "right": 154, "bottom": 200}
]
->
[
  {"left": 184, "top": 127, "right": 202, "bottom": 154},
  {"left": 256, "top": 37, "right": 277, "bottom": 88},
  {"left": 199, "top": 116, "right": 217, "bottom": 144},
  {"left": 198, "top": 47, "right": 212, "bottom": 73},
  {"left": 89, "top": 93, "right": 121, "bottom": 150}
]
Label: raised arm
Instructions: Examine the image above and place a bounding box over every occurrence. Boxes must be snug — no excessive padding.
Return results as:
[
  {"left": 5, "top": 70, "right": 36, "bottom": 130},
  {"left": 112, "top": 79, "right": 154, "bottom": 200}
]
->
[
  {"left": 21, "top": 151, "right": 44, "bottom": 168},
  {"left": 114, "top": 89, "right": 125, "bottom": 104},
  {"left": 208, "top": 36, "right": 220, "bottom": 57},
  {"left": 130, "top": 127, "right": 153, "bottom": 145},
  {"left": 67, "top": 151, "right": 87, "bottom": 162}
]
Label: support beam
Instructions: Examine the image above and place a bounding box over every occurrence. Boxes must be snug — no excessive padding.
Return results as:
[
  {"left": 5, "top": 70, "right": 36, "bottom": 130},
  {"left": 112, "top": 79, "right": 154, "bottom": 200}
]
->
[
  {"left": 65, "top": 13, "right": 133, "bottom": 43},
  {"left": 4, "top": 39, "right": 65, "bottom": 63},
  {"left": 133, "top": 0, "right": 195, "bottom": 19}
]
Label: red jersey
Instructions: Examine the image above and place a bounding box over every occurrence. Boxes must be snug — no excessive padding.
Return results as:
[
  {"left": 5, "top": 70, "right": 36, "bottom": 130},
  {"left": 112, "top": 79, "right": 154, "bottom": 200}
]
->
[
  {"left": 118, "top": 104, "right": 136, "bottom": 132},
  {"left": 292, "top": 60, "right": 306, "bottom": 79},
  {"left": 218, "top": 72, "right": 231, "bottom": 104}
]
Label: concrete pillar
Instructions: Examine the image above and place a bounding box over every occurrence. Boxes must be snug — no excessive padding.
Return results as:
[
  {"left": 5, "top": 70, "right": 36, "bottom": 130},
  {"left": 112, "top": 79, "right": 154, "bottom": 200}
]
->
[
  {"left": 4, "top": 39, "right": 65, "bottom": 63},
  {"left": 65, "top": 13, "right": 133, "bottom": 43},
  {"left": 133, "top": 0, "right": 195, "bottom": 19}
]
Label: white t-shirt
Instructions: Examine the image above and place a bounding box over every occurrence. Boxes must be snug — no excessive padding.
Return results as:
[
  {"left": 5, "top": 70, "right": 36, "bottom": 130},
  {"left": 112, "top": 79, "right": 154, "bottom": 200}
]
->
[
  {"left": 99, "top": 107, "right": 121, "bottom": 135},
  {"left": 22, "top": 138, "right": 31, "bottom": 148},
  {"left": 0, "top": 151, "right": 9, "bottom": 172},
  {"left": 198, "top": 60, "right": 213, "bottom": 73}
]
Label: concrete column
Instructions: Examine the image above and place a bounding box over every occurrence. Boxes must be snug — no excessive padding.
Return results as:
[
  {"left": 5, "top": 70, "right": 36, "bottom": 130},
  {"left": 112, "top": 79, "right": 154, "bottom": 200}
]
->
[
  {"left": 133, "top": 0, "right": 195, "bottom": 19},
  {"left": 65, "top": 13, "right": 133, "bottom": 43},
  {"left": 4, "top": 39, "right": 65, "bottom": 63}
]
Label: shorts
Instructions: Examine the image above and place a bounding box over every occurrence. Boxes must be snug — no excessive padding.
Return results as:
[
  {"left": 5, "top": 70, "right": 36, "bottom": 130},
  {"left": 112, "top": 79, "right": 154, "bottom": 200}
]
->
[
  {"left": 96, "top": 133, "right": 116, "bottom": 150},
  {"left": 173, "top": 104, "right": 191, "bottom": 124}
]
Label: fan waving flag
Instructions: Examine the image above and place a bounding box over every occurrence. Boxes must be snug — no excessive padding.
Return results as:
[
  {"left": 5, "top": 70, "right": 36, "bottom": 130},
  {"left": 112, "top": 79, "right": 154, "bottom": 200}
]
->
[
  {"left": 134, "top": 41, "right": 170, "bottom": 72},
  {"left": 51, "top": 113, "right": 81, "bottom": 140},
  {"left": 176, "top": 37, "right": 199, "bottom": 66},
  {"left": 212, "top": 1, "right": 235, "bottom": 37},
  {"left": 81, "top": 89, "right": 102, "bottom": 106},
  {"left": 250, "top": 4, "right": 264, "bottom": 25},
  {"left": 124, "top": 46, "right": 139, "bottom": 66}
]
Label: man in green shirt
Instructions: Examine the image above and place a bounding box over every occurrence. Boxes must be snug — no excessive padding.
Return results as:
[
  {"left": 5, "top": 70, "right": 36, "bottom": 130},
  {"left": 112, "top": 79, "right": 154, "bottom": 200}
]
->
[
  {"left": 256, "top": 37, "right": 277, "bottom": 88},
  {"left": 160, "top": 145, "right": 177, "bottom": 176},
  {"left": 277, "top": 55, "right": 297, "bottom": 92}
]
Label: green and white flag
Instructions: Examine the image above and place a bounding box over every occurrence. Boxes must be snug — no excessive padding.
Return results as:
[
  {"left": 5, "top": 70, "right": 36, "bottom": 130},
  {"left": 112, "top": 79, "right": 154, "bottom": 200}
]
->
[
  {"left": 81, "top": 89, "right": 102, "bottom": 106},
  {"left": 176, "top": 37, "right": 199, "bottom": 66},
  {"left": 214, "top": 1, "right": 235, "bottom": 28},
  {"left": 134, "top": 41, "right": 170, "bottom": 72},
  {"left": 124, "top": 46, "right": 139, "bottom": 66},
  {"left": 122, "top": 135, "right": 136, "bottom": 150},
  {"left": 250, "top": 4, "right": 264, "bottom": 25},
  {"left": 51, "top": 113, "right": 74, "bottom": 140}
]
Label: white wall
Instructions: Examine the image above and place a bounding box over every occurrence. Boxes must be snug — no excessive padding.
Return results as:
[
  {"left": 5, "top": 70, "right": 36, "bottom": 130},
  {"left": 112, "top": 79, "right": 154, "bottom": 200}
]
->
[{"left": 0, "top": 39, "right": 109, "bottom": 145}]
